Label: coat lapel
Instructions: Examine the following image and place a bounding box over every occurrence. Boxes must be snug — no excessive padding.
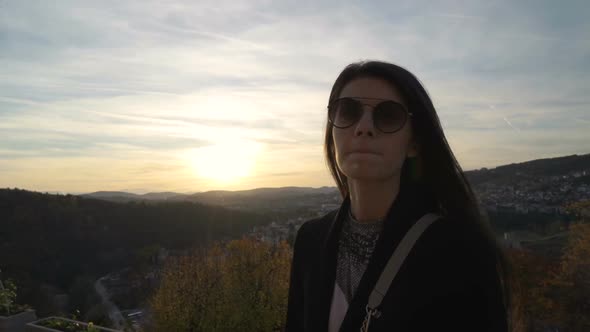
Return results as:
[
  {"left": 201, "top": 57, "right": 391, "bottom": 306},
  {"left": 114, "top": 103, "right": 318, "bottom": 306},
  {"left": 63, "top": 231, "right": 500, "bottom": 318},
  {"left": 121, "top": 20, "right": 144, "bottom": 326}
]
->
[
  {"left": 308, "top": 183, "right": 438, "bottom": 331},
  {"left": 339, "top": 184, "right": 437, "bottom": 331}
]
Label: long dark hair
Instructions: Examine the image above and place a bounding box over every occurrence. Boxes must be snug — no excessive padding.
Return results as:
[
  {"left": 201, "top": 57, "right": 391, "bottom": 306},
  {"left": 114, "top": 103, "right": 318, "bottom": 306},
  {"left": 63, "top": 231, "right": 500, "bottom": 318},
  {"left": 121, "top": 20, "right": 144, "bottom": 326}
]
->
[{"left": 323, "top": 60, "right": 520, "bottom": 331}]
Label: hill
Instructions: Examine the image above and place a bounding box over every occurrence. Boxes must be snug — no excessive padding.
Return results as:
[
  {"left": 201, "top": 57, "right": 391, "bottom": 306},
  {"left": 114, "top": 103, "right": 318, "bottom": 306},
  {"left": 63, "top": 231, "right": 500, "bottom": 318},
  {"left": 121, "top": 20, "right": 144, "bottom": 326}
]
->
[
  {"left": 0, "top": 188, "right": 271, "bottom": 315},
  {"left": 79, "top": 191, "right": 188, "bottom": 203},
  {"left": 81, "top": 186, "right": 342, "bottom": 220},
  {"left": 464, "top": 153, "right": 590, "bottom": 186}
]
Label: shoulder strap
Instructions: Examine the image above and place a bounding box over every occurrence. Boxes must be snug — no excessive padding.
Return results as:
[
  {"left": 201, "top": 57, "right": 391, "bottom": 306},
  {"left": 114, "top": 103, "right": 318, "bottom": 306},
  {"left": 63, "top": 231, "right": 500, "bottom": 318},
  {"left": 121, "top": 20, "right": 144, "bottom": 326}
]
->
[{"left": 367, "top": 212, "right": 441, "bottom": 309}]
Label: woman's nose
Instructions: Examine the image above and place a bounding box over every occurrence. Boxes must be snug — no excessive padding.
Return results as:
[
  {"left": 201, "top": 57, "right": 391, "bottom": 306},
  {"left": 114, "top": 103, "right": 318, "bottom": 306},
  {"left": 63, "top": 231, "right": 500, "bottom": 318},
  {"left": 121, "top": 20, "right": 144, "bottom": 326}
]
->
[{"left": 354, "top": 107, "right": 375, "bottom": 137}]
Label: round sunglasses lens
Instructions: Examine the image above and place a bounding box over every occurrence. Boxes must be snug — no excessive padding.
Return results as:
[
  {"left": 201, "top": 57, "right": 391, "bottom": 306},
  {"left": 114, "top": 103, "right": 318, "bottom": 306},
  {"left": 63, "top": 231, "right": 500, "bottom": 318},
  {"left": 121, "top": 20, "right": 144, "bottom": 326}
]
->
[
  {"left": 331, "top": 99, "right": 361, "bottom": 127},
  {"left": 374, "top": 101, "right": 407, "bottom": 132}
]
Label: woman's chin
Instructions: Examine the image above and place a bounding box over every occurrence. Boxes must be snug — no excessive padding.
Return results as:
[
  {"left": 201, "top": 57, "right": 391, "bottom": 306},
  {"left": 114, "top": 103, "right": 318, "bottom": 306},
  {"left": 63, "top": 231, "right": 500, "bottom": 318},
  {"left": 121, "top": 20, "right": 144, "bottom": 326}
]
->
[{"left": 342, "top": 165, "right": 387, "bottom": 181}]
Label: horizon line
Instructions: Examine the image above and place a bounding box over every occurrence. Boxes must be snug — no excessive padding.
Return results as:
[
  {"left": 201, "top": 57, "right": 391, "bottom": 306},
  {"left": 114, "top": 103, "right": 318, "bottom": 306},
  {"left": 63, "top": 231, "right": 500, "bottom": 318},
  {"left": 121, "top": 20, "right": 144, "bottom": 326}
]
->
[{"left": 2, "top": 151, "right": 588, "bottom": 195}]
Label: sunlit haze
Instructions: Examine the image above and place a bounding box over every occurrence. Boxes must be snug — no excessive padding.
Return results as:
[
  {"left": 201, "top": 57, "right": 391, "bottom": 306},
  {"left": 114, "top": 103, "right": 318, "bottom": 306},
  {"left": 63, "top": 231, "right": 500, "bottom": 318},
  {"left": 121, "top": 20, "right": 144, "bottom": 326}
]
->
[{"left": 1, "top": 0, "right": 588, "bottom": 193}]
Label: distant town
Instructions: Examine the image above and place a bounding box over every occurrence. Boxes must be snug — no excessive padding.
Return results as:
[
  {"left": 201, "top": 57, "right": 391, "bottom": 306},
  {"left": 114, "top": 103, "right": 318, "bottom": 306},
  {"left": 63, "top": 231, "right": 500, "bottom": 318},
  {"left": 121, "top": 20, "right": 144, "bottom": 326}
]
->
[
  {"left": 476, "top": 169, "right": 589, "bottom": 215},
  {"left": 246, "top": 167, "right": 590, "bottom": 246}
]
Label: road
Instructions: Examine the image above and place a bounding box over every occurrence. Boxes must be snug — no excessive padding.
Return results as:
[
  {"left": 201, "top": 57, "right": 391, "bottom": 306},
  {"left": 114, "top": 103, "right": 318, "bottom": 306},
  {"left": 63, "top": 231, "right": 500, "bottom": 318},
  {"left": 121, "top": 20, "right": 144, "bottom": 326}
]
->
[{"left": 94, "top": 275, "right": 125, "bottom": 330}]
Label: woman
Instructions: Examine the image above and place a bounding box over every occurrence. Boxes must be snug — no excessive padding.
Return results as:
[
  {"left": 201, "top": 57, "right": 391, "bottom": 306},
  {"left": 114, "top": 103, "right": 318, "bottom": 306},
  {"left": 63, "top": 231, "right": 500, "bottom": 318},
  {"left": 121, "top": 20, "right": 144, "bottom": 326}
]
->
[{"left": 285, "top": 61, "right": 515, "bottom": 331}]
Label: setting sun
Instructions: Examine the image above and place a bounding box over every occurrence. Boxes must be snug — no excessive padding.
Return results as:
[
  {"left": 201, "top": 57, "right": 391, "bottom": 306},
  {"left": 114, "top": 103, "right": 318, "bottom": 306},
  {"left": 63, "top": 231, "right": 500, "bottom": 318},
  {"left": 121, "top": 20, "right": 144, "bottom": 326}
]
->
[{"left": 187, "top": 142, "right": 263, "bottom": 185}]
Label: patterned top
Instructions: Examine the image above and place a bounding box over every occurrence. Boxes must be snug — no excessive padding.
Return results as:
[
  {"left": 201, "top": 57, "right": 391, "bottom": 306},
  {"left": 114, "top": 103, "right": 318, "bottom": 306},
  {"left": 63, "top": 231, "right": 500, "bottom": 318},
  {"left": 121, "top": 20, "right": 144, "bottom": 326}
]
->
[{"left": 335, "top": 207, "right": 385, "bottom": 303}]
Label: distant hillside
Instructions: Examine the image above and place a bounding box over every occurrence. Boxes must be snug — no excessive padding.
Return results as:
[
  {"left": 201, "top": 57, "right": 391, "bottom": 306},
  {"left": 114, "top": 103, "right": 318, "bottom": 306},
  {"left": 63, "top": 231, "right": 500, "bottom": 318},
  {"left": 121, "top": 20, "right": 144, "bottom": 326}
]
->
[
  {"left": 141, "top": 192, "right": 185, "bottom": 200},
  {"left": 460, "top": 153, "right": 590, "bottom": 236},
  {"left": 176, "top": 186, "right": 341, "bottom": 218},
  {"left": 465, "top": 153, "right": 590, "bottom": 186},
  {"left": 77, "top": 154, "right": 590, "bottom": 220},
  {"left": 77, "top": 153, "right": 590, "bottom": 217},
  {"left": 80, "top": 191, "right": 187, "bottom": 202},
  {"left": 81, "top": 187, "right": 337, "bottom": 202},
  {"left": 0, "top": 188, "right": 271, "bottom": 297},
  {"left": 80, "top": 186, "right": 342, "bottom": 219},
  {"left": 182, "top": 186, "right": 337, "bottom": 203}
]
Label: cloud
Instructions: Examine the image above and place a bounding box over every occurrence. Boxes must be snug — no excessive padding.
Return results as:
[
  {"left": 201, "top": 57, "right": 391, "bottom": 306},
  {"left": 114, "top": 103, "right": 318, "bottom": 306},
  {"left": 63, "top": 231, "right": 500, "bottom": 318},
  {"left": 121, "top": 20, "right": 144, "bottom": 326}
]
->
[{"left": 0, "top": 0, "right": 588, "bottom": 192}]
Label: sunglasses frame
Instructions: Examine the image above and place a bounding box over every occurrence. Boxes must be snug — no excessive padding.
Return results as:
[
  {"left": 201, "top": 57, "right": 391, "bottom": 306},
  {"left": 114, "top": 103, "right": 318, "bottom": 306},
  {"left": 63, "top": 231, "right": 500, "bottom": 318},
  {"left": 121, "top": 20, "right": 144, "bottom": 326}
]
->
[{"left": 327, "top": 97, "right": 414, "bottom": 134}]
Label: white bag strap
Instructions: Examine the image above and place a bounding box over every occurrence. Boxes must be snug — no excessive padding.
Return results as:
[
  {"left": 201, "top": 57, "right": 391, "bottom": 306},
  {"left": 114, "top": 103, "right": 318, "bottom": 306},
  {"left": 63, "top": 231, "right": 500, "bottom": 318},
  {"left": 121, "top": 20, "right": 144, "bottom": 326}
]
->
[{"left": 367, "top": 212, "right": 441, "bottom": 309}]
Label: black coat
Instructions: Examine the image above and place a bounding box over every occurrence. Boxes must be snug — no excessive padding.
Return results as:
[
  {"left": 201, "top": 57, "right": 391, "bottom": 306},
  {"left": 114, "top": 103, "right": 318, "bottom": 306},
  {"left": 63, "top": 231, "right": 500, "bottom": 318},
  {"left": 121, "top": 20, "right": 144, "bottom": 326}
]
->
[{"left": 285, "top": 184, "right": 508, "bottom": 332}]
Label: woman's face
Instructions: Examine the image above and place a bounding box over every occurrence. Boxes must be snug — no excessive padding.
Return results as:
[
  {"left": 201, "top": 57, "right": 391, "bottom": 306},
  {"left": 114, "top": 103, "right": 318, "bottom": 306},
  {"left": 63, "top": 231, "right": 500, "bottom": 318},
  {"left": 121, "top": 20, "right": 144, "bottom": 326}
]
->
[{"left": 332, "top": 77, "right": 418, "bottom": 182}]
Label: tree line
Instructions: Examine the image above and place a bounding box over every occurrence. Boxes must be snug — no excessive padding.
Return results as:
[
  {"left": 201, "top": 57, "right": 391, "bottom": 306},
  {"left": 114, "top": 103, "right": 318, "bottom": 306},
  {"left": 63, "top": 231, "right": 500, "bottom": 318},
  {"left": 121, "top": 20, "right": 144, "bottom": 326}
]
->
[{"left": 0, "top": 188, "right": 271, "bottom": 318}]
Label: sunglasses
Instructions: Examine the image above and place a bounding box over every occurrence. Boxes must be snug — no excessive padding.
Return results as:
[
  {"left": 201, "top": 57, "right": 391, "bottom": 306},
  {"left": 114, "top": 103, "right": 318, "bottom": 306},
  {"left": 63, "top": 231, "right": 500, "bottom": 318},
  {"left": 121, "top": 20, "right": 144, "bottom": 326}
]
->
[{"left": 328, "top": 97, "right": 413, "bottom": 134}]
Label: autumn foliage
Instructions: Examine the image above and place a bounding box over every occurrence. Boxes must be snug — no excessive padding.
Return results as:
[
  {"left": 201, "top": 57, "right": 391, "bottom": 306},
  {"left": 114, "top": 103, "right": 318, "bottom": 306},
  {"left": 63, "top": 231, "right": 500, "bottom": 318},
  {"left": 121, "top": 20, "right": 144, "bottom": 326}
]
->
[
  {"left": 507, "top": 199, "right": 590, "bottom": 332},
  {"left": 148, "top": 237, "right": 292, "bottom": 331},
  {"left": 148, "top": 200, "right": 590, "bottom": 331}
]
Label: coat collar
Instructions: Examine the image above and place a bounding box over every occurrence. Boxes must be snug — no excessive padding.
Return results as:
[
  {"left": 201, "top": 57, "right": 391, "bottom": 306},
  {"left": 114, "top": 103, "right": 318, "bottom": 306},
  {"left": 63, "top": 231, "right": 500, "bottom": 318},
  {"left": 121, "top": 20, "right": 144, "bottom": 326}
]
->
[{"left": 314, "top": 183, "right": 438, "bottom": 331}]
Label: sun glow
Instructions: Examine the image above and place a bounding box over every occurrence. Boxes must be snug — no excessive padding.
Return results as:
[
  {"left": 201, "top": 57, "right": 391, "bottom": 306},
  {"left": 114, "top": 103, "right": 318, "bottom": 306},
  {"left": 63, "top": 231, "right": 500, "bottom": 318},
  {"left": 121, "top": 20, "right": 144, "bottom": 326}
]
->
[{"left": 187, "top": 141, "right": 263, "bottom": 185}]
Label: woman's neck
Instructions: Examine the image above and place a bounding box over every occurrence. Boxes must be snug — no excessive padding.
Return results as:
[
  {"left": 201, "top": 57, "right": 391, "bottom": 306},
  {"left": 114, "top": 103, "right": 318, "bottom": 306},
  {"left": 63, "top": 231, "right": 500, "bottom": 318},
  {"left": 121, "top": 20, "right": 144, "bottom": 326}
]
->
[{"left": 347, "top": 176, "right": 401, "bottom": 224}]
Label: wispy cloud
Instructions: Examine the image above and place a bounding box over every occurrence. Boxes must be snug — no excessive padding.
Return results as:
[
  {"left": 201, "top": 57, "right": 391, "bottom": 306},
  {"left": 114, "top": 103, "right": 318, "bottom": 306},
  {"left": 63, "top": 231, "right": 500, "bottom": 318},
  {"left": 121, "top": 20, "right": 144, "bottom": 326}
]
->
[{"left": 502, "top": 116, "right": 521, "bottom": 133}]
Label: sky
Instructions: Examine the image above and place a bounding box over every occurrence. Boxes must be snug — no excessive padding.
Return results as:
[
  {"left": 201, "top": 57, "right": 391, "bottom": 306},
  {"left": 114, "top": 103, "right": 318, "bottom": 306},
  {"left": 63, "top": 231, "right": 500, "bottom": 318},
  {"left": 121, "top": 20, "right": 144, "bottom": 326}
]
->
[{"left": 1, "top": 0, "right": 589, "bottom": 194}]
